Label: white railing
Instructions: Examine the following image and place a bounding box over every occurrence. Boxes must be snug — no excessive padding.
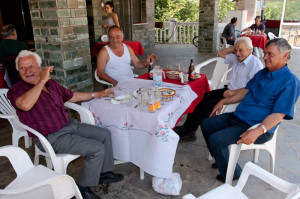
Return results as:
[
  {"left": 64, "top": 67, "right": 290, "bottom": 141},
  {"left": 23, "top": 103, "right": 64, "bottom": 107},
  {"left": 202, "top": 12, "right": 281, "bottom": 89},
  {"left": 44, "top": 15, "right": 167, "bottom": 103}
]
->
[{"left": 155, "top": 22, "right": 199, "bottom": 44}]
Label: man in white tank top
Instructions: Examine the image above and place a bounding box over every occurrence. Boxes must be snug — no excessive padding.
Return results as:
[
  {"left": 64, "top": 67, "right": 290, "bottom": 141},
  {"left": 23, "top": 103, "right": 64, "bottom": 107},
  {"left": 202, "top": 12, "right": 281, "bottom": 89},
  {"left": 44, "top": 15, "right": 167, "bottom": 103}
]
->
[{"left": 97, "top": 26, "right": 158, "bottom": 86}]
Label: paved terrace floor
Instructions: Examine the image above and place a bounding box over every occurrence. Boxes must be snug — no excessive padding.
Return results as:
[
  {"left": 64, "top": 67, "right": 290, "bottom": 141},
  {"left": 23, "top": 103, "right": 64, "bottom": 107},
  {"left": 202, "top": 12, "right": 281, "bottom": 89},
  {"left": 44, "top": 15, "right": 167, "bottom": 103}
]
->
[{"left": 0, "top": 44, "right": 300, "bottom": 199}]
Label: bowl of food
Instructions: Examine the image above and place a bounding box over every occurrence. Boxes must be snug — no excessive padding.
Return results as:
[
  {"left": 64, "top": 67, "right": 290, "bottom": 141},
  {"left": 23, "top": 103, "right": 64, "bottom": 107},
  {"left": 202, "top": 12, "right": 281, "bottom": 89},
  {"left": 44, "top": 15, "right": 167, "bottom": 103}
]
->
[
  {"left": 166, "top": 71, "right": 180, "bottom": 79},
  {"left": 159, "top": 88, "right": 176, "bottom": 102}
]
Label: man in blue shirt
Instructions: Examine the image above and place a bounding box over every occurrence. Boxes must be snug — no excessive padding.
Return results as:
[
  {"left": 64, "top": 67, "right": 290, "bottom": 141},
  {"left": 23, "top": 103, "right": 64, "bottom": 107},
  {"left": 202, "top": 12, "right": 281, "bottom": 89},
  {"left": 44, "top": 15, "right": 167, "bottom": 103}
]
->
[
  {"left": 200, "top": 38, "right": 300, "bottom": 183},
  {"left": 222, "top": 17, "right": 238, "bottom": 45}
]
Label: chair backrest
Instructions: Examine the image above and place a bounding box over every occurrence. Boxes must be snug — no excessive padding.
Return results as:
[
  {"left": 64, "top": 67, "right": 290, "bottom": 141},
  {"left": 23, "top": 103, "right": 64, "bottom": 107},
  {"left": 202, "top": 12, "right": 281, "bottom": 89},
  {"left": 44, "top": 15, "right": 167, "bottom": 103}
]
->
[
  {"left": 235, "top": 162, "right": 298, "bottom": 197},
  {"left": 194, "top": 57, "right": 229, "bottom": 90},
  {"left": 94, "top": 70, "right": 113, "bottom": 86},
  {"left": 0, "top": 145, "right": 34, "bottom": 177},
  {"left": 219, "top": 35, "right": 227, "bottom": 50},
  {"left": 268, "top": 32, "right": 277, "bottom": 40}
]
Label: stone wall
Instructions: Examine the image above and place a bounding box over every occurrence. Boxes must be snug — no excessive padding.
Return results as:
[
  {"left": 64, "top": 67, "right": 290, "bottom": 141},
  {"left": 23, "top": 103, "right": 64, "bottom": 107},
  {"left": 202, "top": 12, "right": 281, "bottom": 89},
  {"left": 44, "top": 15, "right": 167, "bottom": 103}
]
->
[
  {"left": 29, "top": 0, "right": 93, "bottom": 92},
  {"left": 132, "top": 0, "right": 155, "bottom": 49},
  {"left": 198, "top": 0, "right": 219, "bottom": 52}
]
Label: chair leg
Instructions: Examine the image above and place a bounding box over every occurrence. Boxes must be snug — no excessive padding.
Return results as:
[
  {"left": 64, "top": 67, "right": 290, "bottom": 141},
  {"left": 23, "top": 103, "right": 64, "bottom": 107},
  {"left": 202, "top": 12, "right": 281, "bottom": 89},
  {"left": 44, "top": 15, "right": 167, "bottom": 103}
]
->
[
  {"left": 140, "top": 168, "right": 144, "bottom": 180},
  {"left": 208, "top": 152, "right": 213, "bottom": 161},
  {"left": 253, "top": 149, "right": 260, "bottom": 163},
  {"left": 225, "top": 144, "right": 242, "bottom": 185},
  {"left": 24, "top": 136, "right": 32, "bottom": 148}
]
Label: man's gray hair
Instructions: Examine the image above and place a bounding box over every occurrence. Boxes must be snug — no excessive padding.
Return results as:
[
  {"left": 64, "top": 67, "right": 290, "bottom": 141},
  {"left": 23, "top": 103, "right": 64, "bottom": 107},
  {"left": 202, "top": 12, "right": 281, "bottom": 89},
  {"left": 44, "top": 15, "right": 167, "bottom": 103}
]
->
[
  {"left": 234, "top": 37, "right": 253, "bottom": 50},
  {"left": 15, "top": 50, "right": 42, "bottom": 71},
  {"left": 265, "top": 38, "right": 292, "bottom": 61},
  {"left": 1, "top": 24, "right": 16, "bottom": 38}
]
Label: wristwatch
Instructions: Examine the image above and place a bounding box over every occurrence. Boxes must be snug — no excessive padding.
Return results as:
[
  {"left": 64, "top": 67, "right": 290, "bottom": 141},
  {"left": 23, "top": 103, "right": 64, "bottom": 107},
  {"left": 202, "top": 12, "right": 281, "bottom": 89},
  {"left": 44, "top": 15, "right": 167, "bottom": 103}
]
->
[
  {"left": 91, "top": 93, "right": 95, "bottom": 99},
  {"left": 260, "top": 124, "right": 267, "bottom": 133}
]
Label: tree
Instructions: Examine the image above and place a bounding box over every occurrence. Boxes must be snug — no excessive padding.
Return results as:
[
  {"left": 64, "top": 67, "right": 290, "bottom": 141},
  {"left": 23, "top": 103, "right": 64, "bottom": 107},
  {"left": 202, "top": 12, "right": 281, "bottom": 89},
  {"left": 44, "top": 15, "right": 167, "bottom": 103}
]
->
[
  {"left": 264, "top": 0, "right": 300, "bottom": 21},
  {"left": 155, "top": 0, "right": 237, "bottom": 22}
]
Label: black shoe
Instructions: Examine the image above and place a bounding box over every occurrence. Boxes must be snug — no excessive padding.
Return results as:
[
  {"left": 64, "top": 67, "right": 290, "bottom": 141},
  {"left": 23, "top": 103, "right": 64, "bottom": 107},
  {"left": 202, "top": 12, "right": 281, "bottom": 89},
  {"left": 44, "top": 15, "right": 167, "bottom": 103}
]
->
[
  {"left": 174, "top": 125, "right": 187, "bottom": 134},
  {"left": 216, "top": 174, "right": 240, "bottom": 183},
  {"left": 212, "top": 163, "right": 217, "bottom": 169},
  {"left": 81, "top": 189, "right": 102, "bottom": 199},
  {"left": 99, "top": 171, "right": 124, "bottom": 184},
  {"left": 179, "top": 128, "right": 197, "bottom": 141}
]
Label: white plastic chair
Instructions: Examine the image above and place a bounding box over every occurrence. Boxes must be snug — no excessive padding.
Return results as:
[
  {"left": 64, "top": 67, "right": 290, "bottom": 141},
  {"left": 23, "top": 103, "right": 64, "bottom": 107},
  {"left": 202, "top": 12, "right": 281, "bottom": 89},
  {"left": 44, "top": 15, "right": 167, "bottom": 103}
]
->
[
  {"left": 218, "top": 35, "right": 229, "bottom": 50},
  {"left": 268, "top": 32, "right": 277, "bottom": 40},
  {"left": 0, "top": 89, "right": 32, "bottom": 148},
  {"left": 95, "top": 67, "right": 138, "bottom": 87},
  {"left": 182, "top": 162, "right": 300, "bottom": 199},
  {"left": 0, "top": 145, "right": 82, "bottom": 199},
  {"left": 94, "top": 70, "right": 113, "bottom": 87},
  {"left": 225, "top": 123, "right": 280, "bottom": 185},
  {"left": 220, "top": 103, "right": 279, "bottom": 185},
  {"left": 194, "top": 57, "right": 229, "bottom": 90}
]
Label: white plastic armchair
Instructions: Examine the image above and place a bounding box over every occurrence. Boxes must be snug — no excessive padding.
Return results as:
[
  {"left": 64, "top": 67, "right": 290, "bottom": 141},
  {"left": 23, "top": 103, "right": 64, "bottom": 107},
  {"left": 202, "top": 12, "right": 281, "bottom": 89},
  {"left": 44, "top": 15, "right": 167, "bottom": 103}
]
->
[
  {"left": 0, "top": 89, "right": 32, "bottom": 148},
  {"left": 194, "top": 57, "right": 229, "bottom": 90},
  {"left": 95, "top": 67, "right": 138, "bottom": 87},
  {"left": 0, "top": 145, "right": 82, "bottom": 199},
  {"left": 268, "top": 32, "right": 277, "bottom": 40},
  {"left": 225, "top": 123, "right": 280, "bottom": 185},
  {"left": 182, "top": 162, "right": 300, "bottom": 199},
  {"left": 33, "top": 101, "right": 95, "bottom": 174},
  {"left": 94, "top": 70, "right": 113, "bottom": 87}
]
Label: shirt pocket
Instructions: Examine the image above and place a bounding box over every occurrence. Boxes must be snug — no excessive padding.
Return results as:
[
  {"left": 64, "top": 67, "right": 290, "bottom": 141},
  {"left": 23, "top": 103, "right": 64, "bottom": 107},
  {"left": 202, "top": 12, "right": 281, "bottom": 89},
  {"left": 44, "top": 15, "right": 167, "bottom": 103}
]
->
[{"left": 251, "top": 81, "right": 275, "bottom": 106}]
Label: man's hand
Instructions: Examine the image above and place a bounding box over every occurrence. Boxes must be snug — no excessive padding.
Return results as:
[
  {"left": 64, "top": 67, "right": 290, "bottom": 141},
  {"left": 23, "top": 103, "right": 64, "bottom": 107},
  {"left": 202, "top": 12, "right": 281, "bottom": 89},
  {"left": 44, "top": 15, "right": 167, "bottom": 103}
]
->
[
  {"left": 237, "top": 127, "right": 262, "bottom": 145},
  {"left": 39, "top": 66, "right": 53, "bottom": 84},
  {"left": 210, "top": 100, "right": 224, "bottom": 117},
  {"left": 145, "top": 53, "right": 158, "bottom": 66},
  {"left": 223, "top": 89, "right": 236, "bottom": 98}
]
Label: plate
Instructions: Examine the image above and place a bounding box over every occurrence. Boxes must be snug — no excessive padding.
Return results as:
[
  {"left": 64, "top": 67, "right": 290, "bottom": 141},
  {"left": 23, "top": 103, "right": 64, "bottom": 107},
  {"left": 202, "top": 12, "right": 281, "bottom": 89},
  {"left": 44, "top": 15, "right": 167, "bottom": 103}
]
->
[
  {"left": 191, "top": 74, "right": 201, "bottom": 79},
  {"left": 111, "top": 94, "right": 132, "bottom": 104}
]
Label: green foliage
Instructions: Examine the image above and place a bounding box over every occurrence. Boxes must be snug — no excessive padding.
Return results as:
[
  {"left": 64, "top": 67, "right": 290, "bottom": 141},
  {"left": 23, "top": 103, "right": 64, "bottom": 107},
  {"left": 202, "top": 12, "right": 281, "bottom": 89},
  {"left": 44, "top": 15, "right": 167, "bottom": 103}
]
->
[
  {"left": 264, "top": 0, "right": 300, "bottom": 21},
  {"left": 218, "top": 0, "right": 236, "bottom": 22},
  {"left": 155, "top": 0, "right": 237, "bottom": 22},
  {"left": 155, "top": 0, "right": 199, "bottom": 22}
]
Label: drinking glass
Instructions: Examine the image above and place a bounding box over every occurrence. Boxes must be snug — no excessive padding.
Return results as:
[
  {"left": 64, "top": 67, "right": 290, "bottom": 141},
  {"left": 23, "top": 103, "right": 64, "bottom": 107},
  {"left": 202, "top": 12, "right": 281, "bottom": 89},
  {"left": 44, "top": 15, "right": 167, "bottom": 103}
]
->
[
  {"left": 175, "top": 65, "right": 181, "bottom": 72},
  {"left": 108, "top": 85, "right": 115, "bottom": 98}
]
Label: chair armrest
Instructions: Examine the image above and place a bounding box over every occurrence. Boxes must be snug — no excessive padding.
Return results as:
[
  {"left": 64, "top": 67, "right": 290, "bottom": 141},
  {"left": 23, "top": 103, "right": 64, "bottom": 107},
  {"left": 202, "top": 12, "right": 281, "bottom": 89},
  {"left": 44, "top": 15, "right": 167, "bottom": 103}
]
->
[
  {"left": 0, "top": 146, "right": 34, "bottom": 176},
  {"left": 235, "top": 162, "right": 297, "bottom": 194},
  {"left": 194, "top": 57, "right": 220, "bottom": 74},
  {"left": 14, "top": 120, "right": 58, "bottom": 167},
  {"left": 64, "top": 102, "right": 95, "bottom": 125},
  {"left": 0, "top": 113, "right": 15, "bottom": 119},
  {"left": 0, "top": 172, "right": 73, "bottom": 196},
  {"left": 94, "top": 70, "right": 113, "bottom": 86}
]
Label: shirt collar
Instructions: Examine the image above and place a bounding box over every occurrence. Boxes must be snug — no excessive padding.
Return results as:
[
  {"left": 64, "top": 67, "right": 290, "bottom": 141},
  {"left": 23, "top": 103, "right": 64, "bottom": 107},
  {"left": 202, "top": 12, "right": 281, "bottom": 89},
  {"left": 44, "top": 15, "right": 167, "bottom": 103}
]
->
[
  {"left": 266, "top": 64, "right": 288, "bottom": 79},
  {"left": 240, "top": 54, "right": 253, "bottom": 66}
]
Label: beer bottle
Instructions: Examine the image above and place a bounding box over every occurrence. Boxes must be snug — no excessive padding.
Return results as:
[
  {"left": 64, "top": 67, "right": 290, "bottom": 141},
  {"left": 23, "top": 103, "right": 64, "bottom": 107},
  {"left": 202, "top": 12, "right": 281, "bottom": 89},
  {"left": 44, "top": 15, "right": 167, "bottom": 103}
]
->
[
  {"left": 188, "top": 59, "right": 194, "bottom": 81},
  {"left": 148, "top": 58, "right": 153, "bottom": 80}
]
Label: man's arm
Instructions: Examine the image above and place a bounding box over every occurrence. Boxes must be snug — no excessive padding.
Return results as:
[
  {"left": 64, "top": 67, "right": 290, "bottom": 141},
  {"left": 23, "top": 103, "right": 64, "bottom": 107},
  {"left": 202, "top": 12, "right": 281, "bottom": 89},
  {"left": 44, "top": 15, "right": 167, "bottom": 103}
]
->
[
  {"left": 68, "top": 89, "right": 110, "bottom": 103},
  {"left": 218, "top": 46, "right": 235, "bottom": 58},
  {"left": 128, "top": 46, "right": 157, "bottom": 69},
  {"left": 237, "top": 113, "right": 284, "bottom": 145},
  {"left": 96, "top": 48, "right": 118, "bottom": 86},
  {"left": 15, "top": 66, "right": 53, "bottom": 111},
  {"left": 210, "top": 88, "right": 248, "bottom": 117}
]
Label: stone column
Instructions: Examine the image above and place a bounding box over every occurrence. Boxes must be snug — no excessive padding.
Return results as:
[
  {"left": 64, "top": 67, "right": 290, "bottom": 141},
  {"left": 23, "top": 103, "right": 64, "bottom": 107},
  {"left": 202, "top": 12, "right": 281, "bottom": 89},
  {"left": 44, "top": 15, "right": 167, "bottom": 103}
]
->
[
  {"left": 198, "top": 0, "right": 219, "bottom": 52},
  {"left": 29, "top": 0, "right": 93, "bottom": 91}
]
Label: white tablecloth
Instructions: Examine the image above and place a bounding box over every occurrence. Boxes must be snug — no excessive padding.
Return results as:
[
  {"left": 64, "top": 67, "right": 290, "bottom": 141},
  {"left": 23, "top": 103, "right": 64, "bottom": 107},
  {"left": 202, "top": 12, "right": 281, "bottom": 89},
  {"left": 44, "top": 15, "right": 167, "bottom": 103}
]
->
[{"left": 82, "top": 77, "right": 197, "bottom": 178}]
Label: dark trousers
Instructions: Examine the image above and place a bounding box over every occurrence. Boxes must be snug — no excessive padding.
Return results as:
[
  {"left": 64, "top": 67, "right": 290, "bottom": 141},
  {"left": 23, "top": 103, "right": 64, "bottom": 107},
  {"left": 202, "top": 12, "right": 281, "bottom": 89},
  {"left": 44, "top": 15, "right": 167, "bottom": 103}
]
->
[
  {"left": 183, "top": 87, "right": 227, "bottom": 130},
  {"left": 226, "top": 39, "right": 235, "bottom": 45},
  {"left": 201, "top": 113, "right": 273, "bottom": 180}
]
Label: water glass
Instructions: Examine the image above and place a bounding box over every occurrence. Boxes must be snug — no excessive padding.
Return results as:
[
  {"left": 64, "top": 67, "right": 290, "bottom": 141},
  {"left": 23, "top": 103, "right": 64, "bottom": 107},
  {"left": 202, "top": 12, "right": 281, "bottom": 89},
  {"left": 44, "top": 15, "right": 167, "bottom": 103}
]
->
[
  {"left": 183, "top": 73, "right": 189, "bottom": 84},
  {"left": 108, "top": 85, "right": 115, "bottom": 98},
  {"left": 175, "top": 65, "right": 181, "bottom": 72}
]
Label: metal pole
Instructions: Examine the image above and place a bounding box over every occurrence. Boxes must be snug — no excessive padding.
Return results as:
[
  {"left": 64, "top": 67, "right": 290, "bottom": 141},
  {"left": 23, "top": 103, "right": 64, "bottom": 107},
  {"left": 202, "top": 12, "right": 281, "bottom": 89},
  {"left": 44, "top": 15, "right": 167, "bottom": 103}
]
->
[{"left": 279, "top": 0, "right": 287, "bottom": 37}]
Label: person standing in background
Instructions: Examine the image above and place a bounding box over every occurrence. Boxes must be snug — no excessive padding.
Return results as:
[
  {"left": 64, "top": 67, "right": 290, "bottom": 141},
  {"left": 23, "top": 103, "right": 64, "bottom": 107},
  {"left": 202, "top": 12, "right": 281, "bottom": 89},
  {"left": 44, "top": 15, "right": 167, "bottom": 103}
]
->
[
  {"left": 0, "top": 24, "right": 28, "bottom": 87},
  {"left": 102, "top": 1, "right": 120, "bottom": 30}
]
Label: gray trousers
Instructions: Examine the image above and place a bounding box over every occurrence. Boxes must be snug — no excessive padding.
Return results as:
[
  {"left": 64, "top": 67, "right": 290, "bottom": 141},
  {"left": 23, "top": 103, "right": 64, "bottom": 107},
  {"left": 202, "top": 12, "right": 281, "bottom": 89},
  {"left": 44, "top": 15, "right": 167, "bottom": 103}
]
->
[{"left": 35, "top": 119, "right": 114, "bottom": 187}]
